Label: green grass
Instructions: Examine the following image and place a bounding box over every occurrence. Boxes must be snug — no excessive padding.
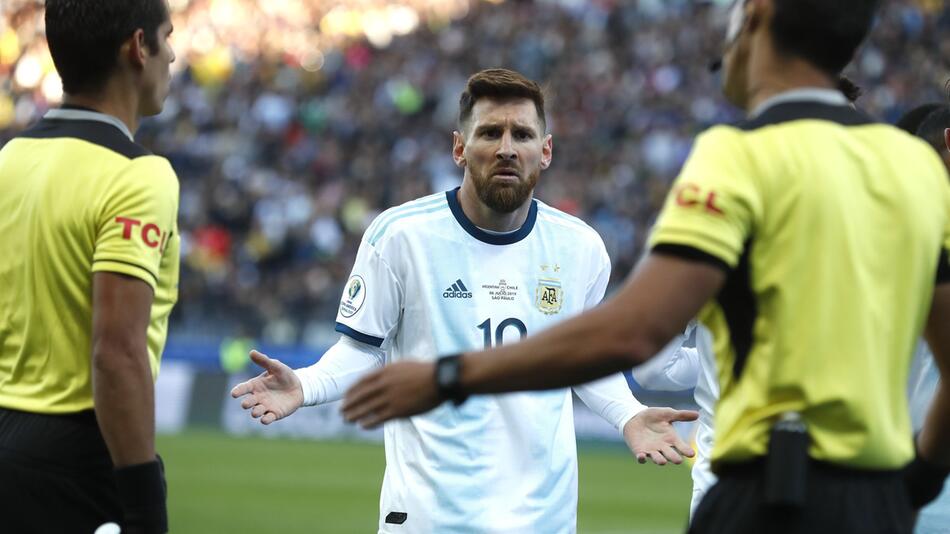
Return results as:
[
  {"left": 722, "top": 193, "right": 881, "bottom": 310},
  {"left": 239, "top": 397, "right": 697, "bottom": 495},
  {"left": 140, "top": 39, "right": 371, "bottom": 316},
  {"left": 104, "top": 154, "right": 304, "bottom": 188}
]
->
[{"left": 157, "top": 431, "right": 691, "bottom": 533}]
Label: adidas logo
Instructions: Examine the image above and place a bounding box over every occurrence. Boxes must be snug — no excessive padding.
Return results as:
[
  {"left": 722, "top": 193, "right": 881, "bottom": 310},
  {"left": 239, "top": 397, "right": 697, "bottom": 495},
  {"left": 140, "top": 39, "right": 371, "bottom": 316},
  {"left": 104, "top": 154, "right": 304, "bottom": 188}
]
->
[{"left": 443, "top": 279, "right": 473, "bottom": 299}]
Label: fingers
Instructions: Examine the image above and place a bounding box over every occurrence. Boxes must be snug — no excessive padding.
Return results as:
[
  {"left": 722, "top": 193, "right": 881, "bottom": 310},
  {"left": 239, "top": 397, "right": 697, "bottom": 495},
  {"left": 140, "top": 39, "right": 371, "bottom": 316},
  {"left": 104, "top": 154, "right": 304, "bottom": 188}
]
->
[
  {"left": 341, "top": 371, "right": 384, "bottom": 421},
  {"left": 241, "top": 395, "right": 259, "bottom": 410},
  {"left": 636, "top": 452, "right": 647, "bottom": 464},
  {"left": 661, "top": 445, "right": 684, "bottom": 465},
  {"left": 251, "top": 404, "right": 267, "bottom": 419},
  {"left": 261, "top": 412, "right": 278, "bottom": 425},
  {"left": 231, "top": 381, "right": 251, "bottom": 398},
  {"left": 669, "top": 409, "right": 700, "bottom": 422},
  {"left": 671, "top": 436, "right": 696, "bottom": 458},
  {"left": 344, "top": 390, "right": 390, "bottom": 428},
  {"left": 354, "top": 407, "right": 390, "bottom": 430},
  {"left": 648, "top": 450, "right": 668, "bottom": 466},
  {"left": 249, "top": 350, "right": 274, "bottom": 371}
]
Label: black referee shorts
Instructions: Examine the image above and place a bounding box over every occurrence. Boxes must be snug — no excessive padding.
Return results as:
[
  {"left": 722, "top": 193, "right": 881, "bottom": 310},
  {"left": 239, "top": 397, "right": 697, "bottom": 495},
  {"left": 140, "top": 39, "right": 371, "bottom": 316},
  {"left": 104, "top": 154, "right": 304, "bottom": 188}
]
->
[
  {"left": 689, "top": 459, "right": 914, "bottom": 534},
  {"left": 0, "top": 407, "right": 122, "bottom": 534}
]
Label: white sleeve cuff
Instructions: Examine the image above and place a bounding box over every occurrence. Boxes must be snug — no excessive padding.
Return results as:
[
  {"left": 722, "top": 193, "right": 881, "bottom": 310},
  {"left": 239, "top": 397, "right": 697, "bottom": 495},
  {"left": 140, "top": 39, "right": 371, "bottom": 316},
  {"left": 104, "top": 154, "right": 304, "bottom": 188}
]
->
[{"left": 293, "top": 336, "right": 385, "bottom": 406}]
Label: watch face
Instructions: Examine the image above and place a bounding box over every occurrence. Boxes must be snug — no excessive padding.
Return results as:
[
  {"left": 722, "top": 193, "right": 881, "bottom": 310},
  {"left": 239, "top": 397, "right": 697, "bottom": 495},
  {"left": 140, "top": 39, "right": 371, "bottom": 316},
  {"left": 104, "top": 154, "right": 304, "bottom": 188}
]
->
[{"left": 438, "top": 363, "right": 453, "bottom": 384}]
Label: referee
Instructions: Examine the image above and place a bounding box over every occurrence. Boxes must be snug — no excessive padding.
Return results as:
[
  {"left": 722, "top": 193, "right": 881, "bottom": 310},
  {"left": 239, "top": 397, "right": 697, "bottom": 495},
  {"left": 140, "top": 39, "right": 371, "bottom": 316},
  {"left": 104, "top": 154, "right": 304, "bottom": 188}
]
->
[
  {"left": 0, "top": 2, "right": 178, "bottom": 533},
  {"left": 343, "top": 0, "right": 950, "bottom": 532}
]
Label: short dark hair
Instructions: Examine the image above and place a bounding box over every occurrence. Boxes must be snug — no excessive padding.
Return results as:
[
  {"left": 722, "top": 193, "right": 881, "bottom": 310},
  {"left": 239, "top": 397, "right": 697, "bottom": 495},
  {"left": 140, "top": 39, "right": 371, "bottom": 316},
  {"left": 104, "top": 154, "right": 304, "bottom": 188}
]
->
[
  {"left": 836, "top": 76, "right": 862, "bottom": 103},
  {"left": 895, "top": 103, "right": 944, "bottom": 135},
  {"left": 915, "top": 106, "right": 950, "bottom": 153},
  {"left": 458, "top": 68, "right": 547, "bottom": 132},
  {"left": 770, "top": 0, "right": 880, "bottom": 76},
  {"left": 45, "top": 0, "right": 169, "bottom": 95}
]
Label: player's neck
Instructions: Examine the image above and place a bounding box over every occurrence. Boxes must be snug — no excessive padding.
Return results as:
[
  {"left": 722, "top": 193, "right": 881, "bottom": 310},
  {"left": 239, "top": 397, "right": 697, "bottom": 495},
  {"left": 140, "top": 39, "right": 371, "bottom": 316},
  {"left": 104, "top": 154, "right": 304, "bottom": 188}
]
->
[
  {"left": 457, "top": 181, "right": 532, "bottom": 233},
  {"left": 745, "top": 57, "right": 836, "bottom": 115},
  {"left": 63, "top": 83, "right": 140, "bottom": 135}
]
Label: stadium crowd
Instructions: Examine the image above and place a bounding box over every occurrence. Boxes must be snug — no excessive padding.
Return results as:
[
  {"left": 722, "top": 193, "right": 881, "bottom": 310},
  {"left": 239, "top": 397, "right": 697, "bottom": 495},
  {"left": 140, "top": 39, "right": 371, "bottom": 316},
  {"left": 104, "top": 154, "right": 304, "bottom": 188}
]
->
[{"left": 2, "top": 0, "right": 949, "bottom": 346}]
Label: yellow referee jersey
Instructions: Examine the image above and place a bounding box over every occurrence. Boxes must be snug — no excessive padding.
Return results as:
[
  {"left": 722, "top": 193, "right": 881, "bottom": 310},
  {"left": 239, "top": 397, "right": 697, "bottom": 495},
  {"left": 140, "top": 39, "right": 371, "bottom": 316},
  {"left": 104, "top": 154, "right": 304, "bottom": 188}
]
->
[
  {"left": 649, "top": 95, "right": 950, "bottom": 470},
  {"left": 0, "top": 107, "right": 179, "bottom": 414}
]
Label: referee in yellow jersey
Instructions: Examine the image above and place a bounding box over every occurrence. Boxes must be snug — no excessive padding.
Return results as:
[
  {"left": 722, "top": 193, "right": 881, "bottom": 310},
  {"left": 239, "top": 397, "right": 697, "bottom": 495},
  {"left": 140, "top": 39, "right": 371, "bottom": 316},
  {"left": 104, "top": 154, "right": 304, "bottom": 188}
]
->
[
  {"left": 342, "top": 0, "right": 950, "bottom": 532},
  {"left": 0, "top": 2, "right": 178, "bottom": 533}
]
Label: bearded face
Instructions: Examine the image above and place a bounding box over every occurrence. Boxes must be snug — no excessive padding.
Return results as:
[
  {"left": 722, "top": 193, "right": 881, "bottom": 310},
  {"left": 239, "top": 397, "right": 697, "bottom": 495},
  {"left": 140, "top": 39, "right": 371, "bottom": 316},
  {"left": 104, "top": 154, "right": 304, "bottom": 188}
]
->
[{"left": 456, "top": 98, "right": 551, "bottom": 214}]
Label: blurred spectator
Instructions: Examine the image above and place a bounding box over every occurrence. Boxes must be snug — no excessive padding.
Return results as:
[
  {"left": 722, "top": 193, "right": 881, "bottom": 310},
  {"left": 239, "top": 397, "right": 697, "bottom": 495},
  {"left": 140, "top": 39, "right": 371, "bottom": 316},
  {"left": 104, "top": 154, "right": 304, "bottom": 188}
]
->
[{"left": 2, "top": 0, "right": 949, "bottom": 345}]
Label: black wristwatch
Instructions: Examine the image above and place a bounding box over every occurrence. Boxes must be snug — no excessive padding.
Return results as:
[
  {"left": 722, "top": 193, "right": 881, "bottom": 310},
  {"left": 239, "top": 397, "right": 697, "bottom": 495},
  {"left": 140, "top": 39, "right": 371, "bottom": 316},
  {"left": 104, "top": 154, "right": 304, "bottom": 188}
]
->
[{"left": 435, "top": 354, "right": 469, "bottom": 406}]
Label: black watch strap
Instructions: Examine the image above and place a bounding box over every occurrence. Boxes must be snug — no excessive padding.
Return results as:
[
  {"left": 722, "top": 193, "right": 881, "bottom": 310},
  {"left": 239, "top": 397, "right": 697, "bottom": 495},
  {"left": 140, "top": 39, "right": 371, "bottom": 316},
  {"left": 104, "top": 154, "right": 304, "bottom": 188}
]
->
[{"left": 435, "top": 354, "right": 469, "bottom": 406}]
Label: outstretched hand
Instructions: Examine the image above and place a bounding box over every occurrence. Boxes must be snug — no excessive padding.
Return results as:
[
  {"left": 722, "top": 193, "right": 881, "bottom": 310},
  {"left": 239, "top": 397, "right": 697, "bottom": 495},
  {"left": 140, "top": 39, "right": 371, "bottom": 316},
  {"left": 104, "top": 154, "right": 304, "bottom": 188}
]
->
[
  {"left": 230, "top": 350, "right": 304, "bottom": 425},
  {"left": 623, "top": 407, "right": 699, "bottom": 465}
]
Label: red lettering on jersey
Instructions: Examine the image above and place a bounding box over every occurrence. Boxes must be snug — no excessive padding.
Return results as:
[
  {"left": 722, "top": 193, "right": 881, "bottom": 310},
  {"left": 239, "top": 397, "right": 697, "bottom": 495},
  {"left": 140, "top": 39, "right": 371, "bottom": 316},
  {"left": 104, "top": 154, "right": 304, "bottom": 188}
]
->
[
  {"left": 115, "top": 217, "right": 141, "bottom": 239},
  {"left": 142, "top": 224, "right": 161, "bottom": 248},
  {"left": 675, "top": 184, "right": 701, "bottom": 207},
  {"left": 705, "top": 192, "right": 725, "bottom": 215}
]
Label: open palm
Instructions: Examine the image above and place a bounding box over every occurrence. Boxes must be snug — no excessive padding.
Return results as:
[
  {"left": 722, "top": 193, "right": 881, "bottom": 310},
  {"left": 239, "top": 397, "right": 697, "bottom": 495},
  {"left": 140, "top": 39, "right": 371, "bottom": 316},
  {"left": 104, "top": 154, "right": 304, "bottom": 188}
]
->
[
  {"left": 230, "top": 350, "right": 304, "bottom": 425},
  {"left": 622, "top": 407, "right": 699, "bottom": 465}
]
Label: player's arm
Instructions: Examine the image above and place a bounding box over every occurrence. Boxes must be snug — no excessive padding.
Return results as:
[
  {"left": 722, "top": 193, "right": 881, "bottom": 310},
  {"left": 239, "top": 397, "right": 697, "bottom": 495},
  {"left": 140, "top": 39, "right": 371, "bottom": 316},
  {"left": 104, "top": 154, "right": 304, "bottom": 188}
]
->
[
  {"left": 230, "top": 337, "right": 385, "bottom": 424},
  {"left": 234, "top": 219, "right": 402, "bottom": 423},
  {"left": 908, "top": 278, "right": 950, "bottom": 508},
  {"left": 573, "top": 372, "right": 699, "bottom": 465},
  {"left": 631, "top": 332, "right": 702, "bottom": 392}
]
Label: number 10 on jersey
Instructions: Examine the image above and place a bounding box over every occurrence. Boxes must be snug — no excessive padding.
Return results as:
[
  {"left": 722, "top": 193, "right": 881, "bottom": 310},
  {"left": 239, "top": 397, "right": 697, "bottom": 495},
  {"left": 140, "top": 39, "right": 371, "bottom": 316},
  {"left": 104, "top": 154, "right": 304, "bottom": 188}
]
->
[{"left": 477, "top": 318, "right": 527, "bottom": 349}]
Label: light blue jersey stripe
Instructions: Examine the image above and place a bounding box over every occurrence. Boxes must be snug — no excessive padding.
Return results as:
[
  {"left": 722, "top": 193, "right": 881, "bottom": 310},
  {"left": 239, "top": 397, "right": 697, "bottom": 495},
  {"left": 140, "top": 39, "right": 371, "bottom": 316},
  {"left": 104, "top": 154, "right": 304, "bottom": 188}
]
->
[
  {"left": 369, "top": 202, "right": 448, "bottom": 245},
  {"left": 537, "top": 205, "right": 592, "bottom": 231},
  {"left": 365, "top": 194, "right": 444, "bottom": 239}
]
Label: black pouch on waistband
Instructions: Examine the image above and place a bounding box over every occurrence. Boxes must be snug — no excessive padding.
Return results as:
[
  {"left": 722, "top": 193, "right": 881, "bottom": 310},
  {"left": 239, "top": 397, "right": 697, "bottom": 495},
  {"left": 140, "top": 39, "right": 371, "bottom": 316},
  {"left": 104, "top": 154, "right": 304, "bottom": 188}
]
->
[{"left": 764, "top": 412, "right": 809, "bottom": 508}]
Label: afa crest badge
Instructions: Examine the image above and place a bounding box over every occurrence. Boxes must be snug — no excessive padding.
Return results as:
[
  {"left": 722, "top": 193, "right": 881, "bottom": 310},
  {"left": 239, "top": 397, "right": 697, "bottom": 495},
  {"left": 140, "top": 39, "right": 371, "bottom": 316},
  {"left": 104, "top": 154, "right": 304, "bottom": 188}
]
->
[{"left": 535, "top": 278, "right": 563, "bottom": 315}]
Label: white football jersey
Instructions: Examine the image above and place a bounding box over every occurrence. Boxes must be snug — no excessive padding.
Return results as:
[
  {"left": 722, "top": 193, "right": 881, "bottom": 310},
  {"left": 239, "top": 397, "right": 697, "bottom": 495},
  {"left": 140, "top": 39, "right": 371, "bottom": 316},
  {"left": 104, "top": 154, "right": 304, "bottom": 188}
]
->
[
  {"left": 631, "top": 322, "right": 718, "bottom": 519},
  {"left": 907, "top": 341, "right": 950, "bottom": 533},
  {"left": 336, "top": 189, "right": 639, "bottom": 533}
]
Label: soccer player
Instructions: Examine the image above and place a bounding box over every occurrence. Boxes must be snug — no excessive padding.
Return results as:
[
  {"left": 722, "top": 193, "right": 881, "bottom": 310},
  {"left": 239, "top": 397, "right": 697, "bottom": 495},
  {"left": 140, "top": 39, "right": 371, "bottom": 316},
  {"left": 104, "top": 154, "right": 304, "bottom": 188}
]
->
[
  {"left": 631, "top": 323, "right": 715, "bottom": 520},
  {"left": 343, "top": 1, "right": 950, "bottom": 532},
  {"left": 897, "top": 104, "right": 950, "bottom": 534},
  {"left": 0, "top": 2, "right": 178, "bottom": 533},
  {"left": 231, "top": 68, "right": 698, "bottom": 533}
]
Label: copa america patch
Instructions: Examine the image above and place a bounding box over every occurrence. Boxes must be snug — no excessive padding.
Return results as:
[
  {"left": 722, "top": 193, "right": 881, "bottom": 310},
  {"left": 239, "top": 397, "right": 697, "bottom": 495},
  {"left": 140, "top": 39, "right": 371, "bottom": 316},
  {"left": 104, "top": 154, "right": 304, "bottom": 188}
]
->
[{"left": 340, "top": 275, "right": 366, "bottom": 318}]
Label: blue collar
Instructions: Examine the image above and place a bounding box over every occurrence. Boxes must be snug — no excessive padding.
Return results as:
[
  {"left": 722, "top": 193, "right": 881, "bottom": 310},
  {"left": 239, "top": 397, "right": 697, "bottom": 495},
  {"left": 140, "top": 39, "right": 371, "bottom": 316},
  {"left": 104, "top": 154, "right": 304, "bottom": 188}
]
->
[{"left": 445, "top": 187, "right": 537, "bottom": 245}]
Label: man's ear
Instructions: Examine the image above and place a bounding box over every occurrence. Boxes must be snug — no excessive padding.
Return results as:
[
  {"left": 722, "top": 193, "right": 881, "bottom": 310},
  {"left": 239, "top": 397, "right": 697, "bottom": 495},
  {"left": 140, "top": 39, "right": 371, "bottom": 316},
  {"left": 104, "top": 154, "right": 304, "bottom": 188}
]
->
[
  {"left": 124, "top": 28, "right": 149, "bottom": 70},
  {"left": 540, "top": 134, "right": 553, "bottom": 170},
  {"left": 453, "top": 131, "right": 466, "bottom": 167}
]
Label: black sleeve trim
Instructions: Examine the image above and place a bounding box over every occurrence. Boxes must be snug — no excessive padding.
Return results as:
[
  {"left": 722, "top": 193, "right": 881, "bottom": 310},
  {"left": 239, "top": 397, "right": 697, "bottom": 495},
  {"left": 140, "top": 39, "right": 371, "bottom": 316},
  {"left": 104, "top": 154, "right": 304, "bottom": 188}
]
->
[
  {"left": 335, "top": 323, "right": 385, "bottom": 348},
  {"left": 92, "top": 259, "right": 159, "bottom": 286},
  {"left": 651, "top": 244, "right": 731, "bottom": 272},
  {"left": 937, "top": 248, "right": 950, "bottom": 286}
]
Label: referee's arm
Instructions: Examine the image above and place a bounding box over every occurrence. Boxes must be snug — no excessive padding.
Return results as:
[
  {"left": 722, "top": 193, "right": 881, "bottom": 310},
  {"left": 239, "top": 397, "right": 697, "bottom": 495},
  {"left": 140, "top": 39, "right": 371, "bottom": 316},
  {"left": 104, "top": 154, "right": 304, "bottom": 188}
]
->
[
  {"left": 342, "top": 253, "right": 725, "bottom": 426},
  {"left": 91, "top": 272, "right": 156, "bottom": 466}
]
